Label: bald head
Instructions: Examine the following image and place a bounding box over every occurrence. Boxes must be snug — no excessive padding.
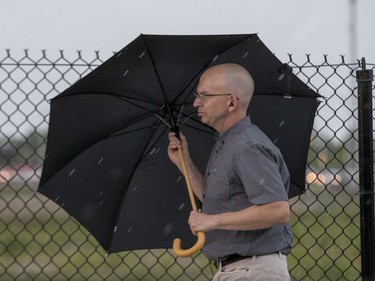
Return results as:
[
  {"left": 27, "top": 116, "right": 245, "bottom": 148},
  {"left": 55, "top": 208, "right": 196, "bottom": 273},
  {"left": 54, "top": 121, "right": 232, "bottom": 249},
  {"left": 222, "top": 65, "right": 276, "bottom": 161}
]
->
[{"left": 199, "top": 63, "right": 255, "bottom": 111}]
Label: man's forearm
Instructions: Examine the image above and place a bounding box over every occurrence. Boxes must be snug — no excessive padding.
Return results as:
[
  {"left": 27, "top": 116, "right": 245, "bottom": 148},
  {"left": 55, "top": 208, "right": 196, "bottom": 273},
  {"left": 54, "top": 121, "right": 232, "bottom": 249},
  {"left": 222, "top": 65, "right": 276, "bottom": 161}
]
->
[{"left": 211, "top": 201, "right": 290, "bottom": 231}]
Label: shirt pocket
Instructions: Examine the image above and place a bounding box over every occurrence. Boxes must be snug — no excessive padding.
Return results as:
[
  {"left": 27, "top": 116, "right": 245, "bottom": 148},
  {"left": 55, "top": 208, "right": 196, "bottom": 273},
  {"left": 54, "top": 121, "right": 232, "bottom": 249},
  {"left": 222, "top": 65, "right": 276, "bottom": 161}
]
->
[{"left": 206, "top": 167, "right": 231, "bottom": 201}]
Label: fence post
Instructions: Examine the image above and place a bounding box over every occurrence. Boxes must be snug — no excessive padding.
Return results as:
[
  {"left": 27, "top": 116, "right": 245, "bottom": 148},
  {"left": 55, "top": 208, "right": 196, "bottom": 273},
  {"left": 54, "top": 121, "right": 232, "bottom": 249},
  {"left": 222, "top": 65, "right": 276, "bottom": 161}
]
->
[{"left": 356, "top": 57, "right": 375, "bottom": 281}]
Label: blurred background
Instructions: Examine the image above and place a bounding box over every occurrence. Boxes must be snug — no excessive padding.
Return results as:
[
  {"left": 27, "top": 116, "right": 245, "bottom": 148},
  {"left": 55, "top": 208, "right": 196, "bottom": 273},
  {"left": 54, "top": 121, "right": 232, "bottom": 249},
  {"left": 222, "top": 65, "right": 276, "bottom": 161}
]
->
[
  {"left": 1, "top": 0, "right": 374, "bottom": 62},
  {"left": 1, "top": 0, "right": 374, "bottom": 280}
]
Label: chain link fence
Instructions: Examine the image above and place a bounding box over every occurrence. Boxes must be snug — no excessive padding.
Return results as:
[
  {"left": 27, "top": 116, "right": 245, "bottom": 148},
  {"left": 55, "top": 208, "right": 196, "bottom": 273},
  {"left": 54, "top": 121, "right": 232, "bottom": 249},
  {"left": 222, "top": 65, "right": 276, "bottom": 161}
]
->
[{"left": 0, "top": 49, "right": 374, "bottom": 280}]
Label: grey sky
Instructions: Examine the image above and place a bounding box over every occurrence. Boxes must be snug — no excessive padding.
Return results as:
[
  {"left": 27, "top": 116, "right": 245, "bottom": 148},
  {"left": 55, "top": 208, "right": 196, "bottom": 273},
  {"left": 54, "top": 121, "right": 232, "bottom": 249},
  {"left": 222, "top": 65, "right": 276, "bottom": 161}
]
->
[{"left": 1, "top": 0, "right": 374, "bottom": 63}]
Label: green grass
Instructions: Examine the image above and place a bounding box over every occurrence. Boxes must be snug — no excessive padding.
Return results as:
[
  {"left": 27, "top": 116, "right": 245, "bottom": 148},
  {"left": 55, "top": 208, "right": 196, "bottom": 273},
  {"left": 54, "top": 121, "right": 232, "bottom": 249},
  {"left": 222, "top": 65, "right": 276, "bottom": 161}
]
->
[{"left": 0, "top": 182, "right": 361, "bottom": 281}]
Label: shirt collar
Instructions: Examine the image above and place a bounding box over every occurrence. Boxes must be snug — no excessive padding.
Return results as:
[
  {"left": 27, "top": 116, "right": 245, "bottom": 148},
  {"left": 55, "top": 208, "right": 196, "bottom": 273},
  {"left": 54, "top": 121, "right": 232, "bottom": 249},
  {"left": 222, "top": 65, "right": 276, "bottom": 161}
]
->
[{"left": 217, "top": 116, "right": 252, "bottom": 144}]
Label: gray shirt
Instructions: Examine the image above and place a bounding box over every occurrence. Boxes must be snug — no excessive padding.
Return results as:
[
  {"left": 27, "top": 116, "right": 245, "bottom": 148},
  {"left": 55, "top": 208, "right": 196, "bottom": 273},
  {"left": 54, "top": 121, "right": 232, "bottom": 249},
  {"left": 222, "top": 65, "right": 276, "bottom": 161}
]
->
[{"left": 202, "top": 116, "right": 292, "bottom": 261}]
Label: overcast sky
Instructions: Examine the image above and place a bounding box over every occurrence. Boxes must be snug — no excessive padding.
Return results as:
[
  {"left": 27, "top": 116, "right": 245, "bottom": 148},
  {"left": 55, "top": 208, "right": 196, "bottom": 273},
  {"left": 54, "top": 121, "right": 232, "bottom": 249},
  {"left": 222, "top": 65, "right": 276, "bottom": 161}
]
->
[{"left": 1, "top": 0, "right": 375, "bottom": 64}]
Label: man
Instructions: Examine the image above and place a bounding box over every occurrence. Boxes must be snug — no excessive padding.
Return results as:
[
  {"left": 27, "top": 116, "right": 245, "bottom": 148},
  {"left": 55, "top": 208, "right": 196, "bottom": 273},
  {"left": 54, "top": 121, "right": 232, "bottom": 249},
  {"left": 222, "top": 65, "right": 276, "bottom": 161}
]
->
[{"left": 168, "top": 63, "right": 292, "bottom": 280}]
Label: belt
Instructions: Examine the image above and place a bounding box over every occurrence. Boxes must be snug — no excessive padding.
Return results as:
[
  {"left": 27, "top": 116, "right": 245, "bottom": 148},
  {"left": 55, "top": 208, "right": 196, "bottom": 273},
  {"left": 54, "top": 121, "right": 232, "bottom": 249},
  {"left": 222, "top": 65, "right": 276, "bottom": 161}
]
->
[{"left": 213, "top": 254, "right": 252, "bottom": 268}]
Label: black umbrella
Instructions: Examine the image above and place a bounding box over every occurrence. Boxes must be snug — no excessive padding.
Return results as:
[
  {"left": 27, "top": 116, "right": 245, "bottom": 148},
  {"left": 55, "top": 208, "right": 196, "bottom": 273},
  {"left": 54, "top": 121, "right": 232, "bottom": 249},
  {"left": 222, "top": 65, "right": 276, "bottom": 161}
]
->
[{"left": 38, "top": 34, "right": 320, "bottom": 254}]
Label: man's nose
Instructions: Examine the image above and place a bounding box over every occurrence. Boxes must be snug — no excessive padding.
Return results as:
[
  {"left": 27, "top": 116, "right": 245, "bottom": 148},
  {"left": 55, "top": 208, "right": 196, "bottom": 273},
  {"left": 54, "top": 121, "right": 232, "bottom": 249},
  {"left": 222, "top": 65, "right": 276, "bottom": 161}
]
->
[{"left": 193, "top": 97, "right": 201, "bottom": 108}]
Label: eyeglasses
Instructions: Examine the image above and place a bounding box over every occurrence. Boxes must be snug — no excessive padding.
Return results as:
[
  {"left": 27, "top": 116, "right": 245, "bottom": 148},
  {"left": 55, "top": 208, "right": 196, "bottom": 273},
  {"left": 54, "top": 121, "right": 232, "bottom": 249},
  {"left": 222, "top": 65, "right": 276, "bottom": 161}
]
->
[{"left": 194, "top": 92, "right": 231, "bottom": 99}]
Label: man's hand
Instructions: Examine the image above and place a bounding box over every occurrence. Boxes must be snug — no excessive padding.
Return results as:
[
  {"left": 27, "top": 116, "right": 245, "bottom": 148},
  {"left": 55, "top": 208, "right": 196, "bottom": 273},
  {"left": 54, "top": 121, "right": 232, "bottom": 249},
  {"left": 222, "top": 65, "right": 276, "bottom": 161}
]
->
[
  {"left": 167, "top": 131, "right": 190, "bottom": 172},
  {"left": 188, "top": 210, "right": 217, "bottom": 235}
]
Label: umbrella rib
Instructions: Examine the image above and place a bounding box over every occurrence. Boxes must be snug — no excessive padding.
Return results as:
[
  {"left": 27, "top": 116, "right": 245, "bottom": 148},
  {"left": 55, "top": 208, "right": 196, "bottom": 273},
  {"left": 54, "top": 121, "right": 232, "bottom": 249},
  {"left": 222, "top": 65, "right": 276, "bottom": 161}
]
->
[
  {"left": 109, "top": 123, "right": 155, "bottom": 139},
  {"left": 154, "top": 113, "right": 172, "bottom": 128},
  {"left": 115, "top": 95, "right": 162, "bottom": 115},
  {"left": 61, "top": 92, "right": 169, "bottom": 118},
  {"left": 141, "top": 35, "right": 193, "bottom": 130},
  {"left": 141, "top": 36, "right": 169, "bottom": 105},
  {"left": 154, "top": 105, "right": 214, "bottom": 135},
  {"left": 108, "top": 112, "right": 165, "bottom": 138},
  {"left": 176, "top": 105, "right": 184, "bottom": 126},
  {"left": 178, "top": 109, "right": 195, "bottom": 128}
]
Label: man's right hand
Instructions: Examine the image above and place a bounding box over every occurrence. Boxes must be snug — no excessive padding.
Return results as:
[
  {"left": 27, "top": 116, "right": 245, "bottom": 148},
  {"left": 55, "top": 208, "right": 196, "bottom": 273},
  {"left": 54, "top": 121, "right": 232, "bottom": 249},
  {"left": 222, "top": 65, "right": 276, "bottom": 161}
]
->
[{"left": 167, "top": 131, "right": 190, "bottom": 172}]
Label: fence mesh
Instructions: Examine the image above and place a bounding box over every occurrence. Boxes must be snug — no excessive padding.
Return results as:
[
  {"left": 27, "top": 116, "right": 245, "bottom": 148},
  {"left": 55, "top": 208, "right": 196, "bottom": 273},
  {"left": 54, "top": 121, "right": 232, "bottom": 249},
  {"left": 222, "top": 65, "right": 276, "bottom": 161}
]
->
[{"left": 0, "top": 49, "right": 374, "bottom": 281}]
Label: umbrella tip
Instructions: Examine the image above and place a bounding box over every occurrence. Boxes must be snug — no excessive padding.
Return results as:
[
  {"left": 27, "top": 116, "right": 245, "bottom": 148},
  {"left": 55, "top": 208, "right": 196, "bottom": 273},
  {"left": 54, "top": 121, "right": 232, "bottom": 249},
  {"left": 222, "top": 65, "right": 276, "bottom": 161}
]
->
[
  {"left": 278, "top": 63, "right": 292, "bottom": 74},
  {"left": 360, "top": 57, "right": 367, "bottom": 70}
]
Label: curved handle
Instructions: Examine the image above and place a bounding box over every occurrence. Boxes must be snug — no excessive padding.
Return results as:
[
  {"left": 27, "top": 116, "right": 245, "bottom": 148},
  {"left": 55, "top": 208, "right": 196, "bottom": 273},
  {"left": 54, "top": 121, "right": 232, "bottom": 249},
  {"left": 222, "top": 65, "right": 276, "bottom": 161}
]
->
[
  {"left": 173, "top": 231, "right": 205, "bottom": 257},
  {"left": 172, "top": 147, "right": 205, "bottom": 257}
]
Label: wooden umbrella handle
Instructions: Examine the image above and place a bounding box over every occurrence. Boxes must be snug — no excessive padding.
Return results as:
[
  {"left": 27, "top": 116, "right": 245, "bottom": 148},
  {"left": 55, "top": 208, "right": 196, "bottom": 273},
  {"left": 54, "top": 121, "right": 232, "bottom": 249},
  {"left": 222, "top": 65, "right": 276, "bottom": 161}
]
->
[
  {"left": 172, "top": 147, "right": 206, "bottom": 257},
  {"left": 173, "top": 232, "right": 205, "bottom": 257}
]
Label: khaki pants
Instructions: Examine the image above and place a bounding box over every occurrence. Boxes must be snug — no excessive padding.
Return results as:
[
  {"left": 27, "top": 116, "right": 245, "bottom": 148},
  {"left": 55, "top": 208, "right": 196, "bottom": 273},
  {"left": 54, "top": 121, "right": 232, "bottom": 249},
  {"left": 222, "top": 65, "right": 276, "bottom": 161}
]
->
[{"left": 212, "top": 252, "right": 290, "bottom": 281}]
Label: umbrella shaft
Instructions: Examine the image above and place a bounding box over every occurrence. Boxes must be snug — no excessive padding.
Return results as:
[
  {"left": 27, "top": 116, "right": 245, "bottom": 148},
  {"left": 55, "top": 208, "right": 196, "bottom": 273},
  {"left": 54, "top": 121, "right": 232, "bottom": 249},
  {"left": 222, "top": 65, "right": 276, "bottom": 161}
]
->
[{"left": 178, "top": 148, "right": 198, "bottom": 211}]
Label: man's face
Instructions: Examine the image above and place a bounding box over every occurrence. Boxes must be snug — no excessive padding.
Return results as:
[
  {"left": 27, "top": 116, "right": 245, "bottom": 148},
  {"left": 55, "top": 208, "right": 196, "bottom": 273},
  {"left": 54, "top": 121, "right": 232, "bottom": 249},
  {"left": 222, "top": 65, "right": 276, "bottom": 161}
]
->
[{"left": 193, "top": 73, "right": 231, "bottom": 132}]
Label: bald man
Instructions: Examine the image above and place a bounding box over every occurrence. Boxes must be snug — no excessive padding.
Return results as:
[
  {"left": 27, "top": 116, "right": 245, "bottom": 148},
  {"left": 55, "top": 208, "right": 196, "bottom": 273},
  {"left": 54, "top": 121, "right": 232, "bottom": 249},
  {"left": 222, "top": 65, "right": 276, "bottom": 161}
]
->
[{"left": 168, "top": 63, "right": 292, "bottom": 280}]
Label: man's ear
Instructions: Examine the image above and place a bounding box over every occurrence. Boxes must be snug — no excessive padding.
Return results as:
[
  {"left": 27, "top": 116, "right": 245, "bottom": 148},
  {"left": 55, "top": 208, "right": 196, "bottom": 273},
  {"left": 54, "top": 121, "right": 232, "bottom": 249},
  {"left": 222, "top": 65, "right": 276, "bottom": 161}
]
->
[{"left": 228, "top": 97, "right": 236, "bottom": 112}]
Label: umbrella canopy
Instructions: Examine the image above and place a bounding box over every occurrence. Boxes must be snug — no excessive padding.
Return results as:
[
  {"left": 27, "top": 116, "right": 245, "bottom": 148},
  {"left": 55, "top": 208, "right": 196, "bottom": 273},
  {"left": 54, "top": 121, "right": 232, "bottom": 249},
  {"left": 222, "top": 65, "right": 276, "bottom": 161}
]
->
[{"left": 38, "top": 34, "right": 321, "bottom": 253}]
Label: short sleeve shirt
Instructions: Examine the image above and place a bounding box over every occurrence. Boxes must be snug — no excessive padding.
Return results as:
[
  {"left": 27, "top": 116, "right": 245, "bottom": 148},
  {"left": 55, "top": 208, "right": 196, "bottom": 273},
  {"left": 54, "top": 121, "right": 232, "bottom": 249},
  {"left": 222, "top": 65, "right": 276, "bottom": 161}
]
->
[{"left": 201, "top": 116, "right": 292, "bottom": 261}]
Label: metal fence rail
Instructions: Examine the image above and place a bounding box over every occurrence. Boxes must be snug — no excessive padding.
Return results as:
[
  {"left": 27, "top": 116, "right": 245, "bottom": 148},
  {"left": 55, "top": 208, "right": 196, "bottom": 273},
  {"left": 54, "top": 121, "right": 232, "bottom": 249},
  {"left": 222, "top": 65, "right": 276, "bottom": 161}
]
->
[{"left": 0, "top": 50, "right": 374, "bottom": 281}]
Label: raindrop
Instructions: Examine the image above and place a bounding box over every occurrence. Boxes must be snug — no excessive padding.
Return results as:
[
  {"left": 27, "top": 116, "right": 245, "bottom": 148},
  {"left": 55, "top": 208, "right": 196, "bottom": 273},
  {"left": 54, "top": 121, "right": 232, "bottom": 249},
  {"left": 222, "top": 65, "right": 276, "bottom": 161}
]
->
[
  {"left": 278, "top": 74, "right": 285, "bottom": 81},
  {"left": 176, "top": 176, "right": 182, "bottom": 183},
  {"left": 69, "top": 169, "right": 75, "bottom": 176},
  {"left": 114, "top": 226, "right": 118, "bottom": 232},
  {"left": 123, "top": 70, "right": 129, "bottom": 76},
  {"left": 154, "top": 148, "right": 160, "bottom": 154},
  {"left": 55, "top": 196, "right": 60, "bottom": 202},
  {"left": 98, "top": 157, "right": 104, "bottom": 164},
  {"left": 61, "top": 202, "right": 65, "bottom": 208},
  {"left": 278, "top": 120, "right": 285, "bottom": 127},
  {"left": 117, "top": 52, "right": 122, "bottom": 57},
  {"left": 212, "top": 55, "right": 219, "bottom": 62},
  {"left": 98, "top": 191, "right": 104, "bottom": 197},
  {"left": 44, "top": 154, "right": 49, "bottom": 160},
  {"left": 243, "top": 52, "right": 248, "bottom": 58},
  {"left": 179, "top": 203, "right": 185, "bottom": 210},
  {"left": 128, "top": 226, "right": 133, "bottom": 233},
  {"left": 139, "top": 51, "right": 146, "bottom": 58},
  {"left": 133, "top": 186, "right": 138, "bottom": 192},
  {"left": 149, "top": 148, "right": 156, "bottom": 155},
  {"left": 105, "top": 252, "right": 109, "bottom": 258},
  {"left": 259, "top": 178, "right": 265, "bottom": 185},
  {"left": 273, "top": 138, "right": 279, "bottom": 144},
  {"left": 163, "top": 223, "right": 173, "bottom": 235},
  {"left": 99, "top": 201, "right": 104, "bottom": 206}
]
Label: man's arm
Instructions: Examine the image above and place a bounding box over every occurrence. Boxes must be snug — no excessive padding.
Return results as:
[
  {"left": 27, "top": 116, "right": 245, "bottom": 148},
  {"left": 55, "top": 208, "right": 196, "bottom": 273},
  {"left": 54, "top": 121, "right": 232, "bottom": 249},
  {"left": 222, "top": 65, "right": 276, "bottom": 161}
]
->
[{"left": 188, "top": 201, "right": 289, "bottom": 233}]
